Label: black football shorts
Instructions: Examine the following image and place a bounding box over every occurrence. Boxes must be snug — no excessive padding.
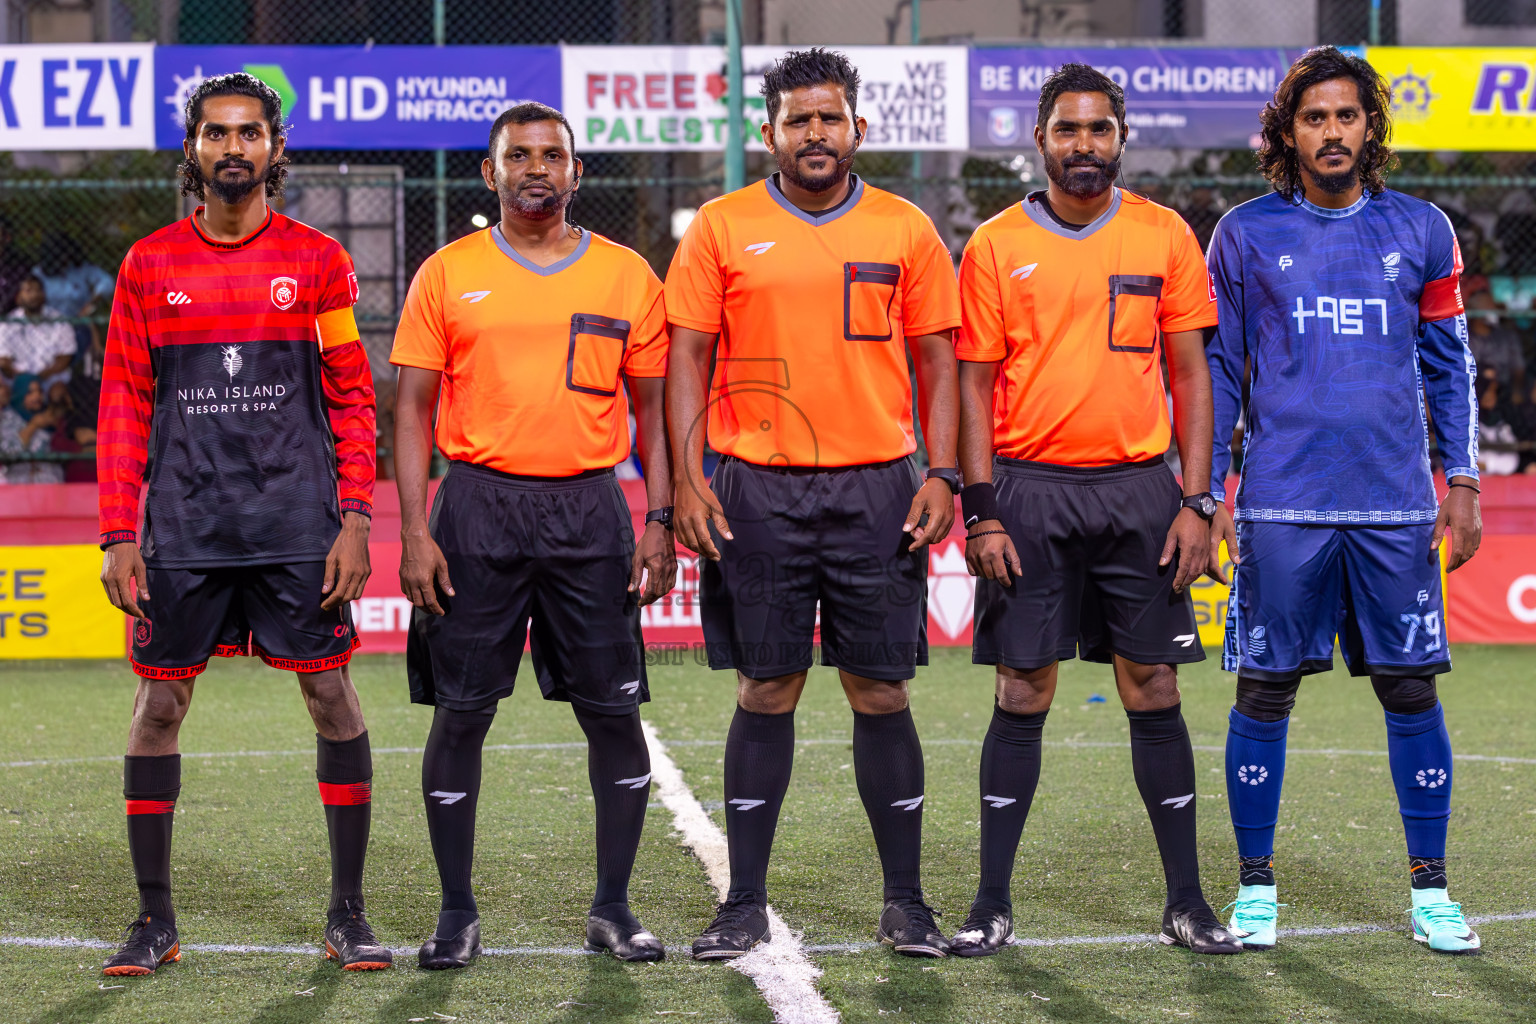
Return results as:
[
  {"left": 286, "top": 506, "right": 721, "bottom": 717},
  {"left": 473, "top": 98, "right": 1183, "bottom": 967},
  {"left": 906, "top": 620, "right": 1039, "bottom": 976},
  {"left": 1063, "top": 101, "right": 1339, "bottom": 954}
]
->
[
  {"left": 131, "top": 561, "right": 358, "bottom": 680},
  {"left": 406, "top": 461, "right": 648, "bottom": 713},
  {"left": 971, "top": 455, "right": 1204, "bottom": 671},
  {"left": 700, "top": 455, "right": 928, "bottom": 682}
]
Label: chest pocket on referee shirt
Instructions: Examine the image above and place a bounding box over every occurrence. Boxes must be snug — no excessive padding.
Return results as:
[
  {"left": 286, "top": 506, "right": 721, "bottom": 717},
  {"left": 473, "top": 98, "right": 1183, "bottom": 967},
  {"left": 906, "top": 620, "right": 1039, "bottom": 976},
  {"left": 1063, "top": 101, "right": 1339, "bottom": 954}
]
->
[
  {"left": 1107, "top": 274, "right": 1164, "bottom": 354},
  {"left": 844, "top": 262, "right": 902, "bottom": 341},
  {"left": 567, "top": 313, "right": 630, "bottom": 396}
]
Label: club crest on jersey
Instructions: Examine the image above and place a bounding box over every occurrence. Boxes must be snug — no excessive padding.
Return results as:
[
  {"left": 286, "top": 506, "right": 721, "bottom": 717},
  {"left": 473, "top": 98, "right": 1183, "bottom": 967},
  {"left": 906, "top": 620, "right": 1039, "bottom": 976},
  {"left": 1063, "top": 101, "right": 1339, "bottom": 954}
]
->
[
  {"left": 1383, "top": 252, "right": 1401, "bottom": 281},
  {"left": 221, "top": 344, "right": 244, "bottom": 380},
  {"left": 134, "top": 619, "right": 151, "bottom": 648},
  {"left": 270, "top": 276, "right": 299, "bottom": 310}
]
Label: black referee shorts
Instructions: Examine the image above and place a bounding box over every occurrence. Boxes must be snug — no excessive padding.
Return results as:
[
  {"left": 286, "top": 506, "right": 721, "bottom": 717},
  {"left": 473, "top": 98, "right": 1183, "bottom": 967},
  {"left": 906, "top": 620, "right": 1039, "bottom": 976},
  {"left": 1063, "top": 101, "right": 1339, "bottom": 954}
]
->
[
  {"left": 406, "top": 461, "right": 648, "bottom": 713},
  {"left": 700, "top": 455, "right": 928, "bottom": 682},
  {"left": 131, "top": 562, "right": 358, "bottom": 680},
  {"left": 971, "top": 455, "right": 1204, "bottom": 671}
]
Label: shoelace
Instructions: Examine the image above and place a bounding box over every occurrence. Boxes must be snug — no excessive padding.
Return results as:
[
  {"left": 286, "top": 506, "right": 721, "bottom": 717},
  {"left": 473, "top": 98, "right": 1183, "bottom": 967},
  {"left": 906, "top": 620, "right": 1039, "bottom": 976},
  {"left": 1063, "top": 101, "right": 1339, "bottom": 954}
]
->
[
  {"left": 709, "top": 896, "right": 764, "bottom": 932},
  {"left": 956, "top": 904, "right": 1006, "bottom": 935},
  {"left": 1412, "top": 899, "right": 1468, "bottom": 932},
  {"left": 1220, "top": 896, "right": 1287, "bottom": 923},
  {"left": 117, "top": 914, "right": 167, "bottom": 951},
  {"left": 892, "top": 897, "right": 943, "bottom": 934},
  {"left": 333, "top": 906, "right": 380, "bottom": 949}
]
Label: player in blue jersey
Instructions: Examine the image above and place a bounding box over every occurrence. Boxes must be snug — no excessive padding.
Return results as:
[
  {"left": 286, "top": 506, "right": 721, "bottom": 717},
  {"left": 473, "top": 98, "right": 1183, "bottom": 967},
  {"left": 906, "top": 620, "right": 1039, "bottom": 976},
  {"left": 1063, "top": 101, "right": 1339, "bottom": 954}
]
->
[{"left": 1205, "top": 48, "right": 1483, "bottom": 954}]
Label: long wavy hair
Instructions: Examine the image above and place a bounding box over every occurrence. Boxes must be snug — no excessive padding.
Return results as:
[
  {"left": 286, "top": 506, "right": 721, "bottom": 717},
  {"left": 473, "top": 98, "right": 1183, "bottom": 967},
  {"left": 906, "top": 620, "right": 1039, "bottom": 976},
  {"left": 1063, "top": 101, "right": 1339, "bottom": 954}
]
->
[
  {"left": 1258, "top": 46, "right": 1395, "bottom": 202},
  {"left": 179, "top": 72, "right": 290, "bottom": 201}
]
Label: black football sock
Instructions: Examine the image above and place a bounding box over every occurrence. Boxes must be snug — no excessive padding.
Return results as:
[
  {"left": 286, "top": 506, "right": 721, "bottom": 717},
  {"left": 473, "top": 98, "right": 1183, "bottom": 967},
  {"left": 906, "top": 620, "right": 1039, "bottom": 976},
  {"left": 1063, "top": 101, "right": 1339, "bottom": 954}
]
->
[
  {"left": 1127, "top": 704, "right": 1205, "bottom": 912},
  {"left": 723, "top": 706, "right": 795, "bottom": 906},
  {"left": 1239, "top": 855, "right": 1276, "bottom": 887},
  {"left": 316, "top": 731, "right": 372, "bottom": 915},
  {"left": 1410, "top": 856, "right": 1449, "bottom": 890},
  {"left": 573, "top": 706, "right": 651, "bottom": 910},
  {"left": 852, "top": 707, "right": 926, "bottom": 901},
  {"left": 422, "top": 705, "right": 497, "bottom": 921},
  {"left": 124, "top": 754, "right": 180, "bottom": 924},
  {"left": 977, "top": 705, "right": 1048, "bottom": 906}
]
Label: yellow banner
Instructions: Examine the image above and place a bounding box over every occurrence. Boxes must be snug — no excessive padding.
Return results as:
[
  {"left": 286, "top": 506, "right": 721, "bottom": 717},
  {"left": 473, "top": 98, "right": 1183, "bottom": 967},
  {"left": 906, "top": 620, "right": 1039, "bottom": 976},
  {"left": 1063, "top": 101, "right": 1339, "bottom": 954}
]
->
[
  {"left": 0, "top": 545, "right": 125, "bottom": 659},
  {"left": 1190, "top": 542, "right": 1233, "bottom": 651},
  {"left": 1372, "top": 47, "right": 1536, "bottom": 151}
]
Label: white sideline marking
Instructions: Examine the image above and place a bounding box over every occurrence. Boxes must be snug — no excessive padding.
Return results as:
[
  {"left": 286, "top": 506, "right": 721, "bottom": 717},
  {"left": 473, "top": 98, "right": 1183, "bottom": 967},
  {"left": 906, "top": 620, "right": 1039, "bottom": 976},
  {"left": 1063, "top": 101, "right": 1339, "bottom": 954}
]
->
[
  {"left": 9, "top": 739, "right": 1536, "bottom": 771},
  {"left": 641, "top": 719, "right": 840, "bottom": 1024},
  {"left": 10, "top": 910, "right": 1536, "bottom": 962}
]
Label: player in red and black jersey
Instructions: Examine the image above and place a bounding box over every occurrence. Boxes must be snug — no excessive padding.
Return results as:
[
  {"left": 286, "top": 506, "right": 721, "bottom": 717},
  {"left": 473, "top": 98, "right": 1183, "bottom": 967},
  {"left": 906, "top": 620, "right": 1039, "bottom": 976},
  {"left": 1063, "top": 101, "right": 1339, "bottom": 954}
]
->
[{"left": 96, "top": 73, "right": 390, "bottom": 975}]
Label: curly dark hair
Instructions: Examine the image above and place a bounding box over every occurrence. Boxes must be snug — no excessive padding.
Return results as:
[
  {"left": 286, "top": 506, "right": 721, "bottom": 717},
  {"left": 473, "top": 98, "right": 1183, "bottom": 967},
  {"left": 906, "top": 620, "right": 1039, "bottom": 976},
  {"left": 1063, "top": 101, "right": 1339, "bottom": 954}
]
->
[
  {"left": 1258, "top": 46, "right": 1395, "bottom": 201},
  {"left": 179, "top": 72, "right": 289, "bottom": 201},
  {"left": 761, "top": 47, "right": 861, "bottom": 126}
]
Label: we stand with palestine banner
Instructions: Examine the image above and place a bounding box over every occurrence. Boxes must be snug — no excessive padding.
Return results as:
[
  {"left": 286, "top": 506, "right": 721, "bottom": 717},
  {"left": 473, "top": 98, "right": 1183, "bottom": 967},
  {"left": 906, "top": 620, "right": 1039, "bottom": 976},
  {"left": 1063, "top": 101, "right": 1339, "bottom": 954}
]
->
[{"left": 6, "top": 42, "right": 1536, "bottom": 152}]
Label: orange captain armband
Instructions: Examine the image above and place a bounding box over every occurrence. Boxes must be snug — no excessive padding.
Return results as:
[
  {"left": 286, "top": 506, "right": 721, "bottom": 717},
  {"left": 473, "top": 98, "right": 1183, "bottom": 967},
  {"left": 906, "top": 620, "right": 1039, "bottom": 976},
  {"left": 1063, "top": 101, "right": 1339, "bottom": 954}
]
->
[{"left": 316, "top": 306, "right": 361, "bottom": 349}]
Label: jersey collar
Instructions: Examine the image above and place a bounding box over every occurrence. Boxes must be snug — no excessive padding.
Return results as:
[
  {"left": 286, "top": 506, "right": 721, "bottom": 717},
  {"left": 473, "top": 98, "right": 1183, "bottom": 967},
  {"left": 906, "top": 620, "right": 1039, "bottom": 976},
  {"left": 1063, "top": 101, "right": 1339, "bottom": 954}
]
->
[
  {"left": 1021, "top": 187, "right": 1122, "bottom": 240},
  {"left": 1295, "top": 191, "right": 1371, "bottom": 220},
  {"left": 765, "top": 173, "right": 864, "bottom": 227},
  {"left": 190, "top": 206, "right": 274, "bottom": 250},
  {"left": 490, "top": 224, "right": 592, "bottom": 276}
]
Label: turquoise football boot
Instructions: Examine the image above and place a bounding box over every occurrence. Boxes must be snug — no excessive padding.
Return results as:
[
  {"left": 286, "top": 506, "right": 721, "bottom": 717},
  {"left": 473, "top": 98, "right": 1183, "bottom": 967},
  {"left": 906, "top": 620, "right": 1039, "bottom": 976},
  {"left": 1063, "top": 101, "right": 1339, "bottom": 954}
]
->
[
  {"left": 1409, "top": 888, "right": 1481, "bottom": 954},
  {"left": 1222, "top": 884, "right": 1278, "bottom": 950}
]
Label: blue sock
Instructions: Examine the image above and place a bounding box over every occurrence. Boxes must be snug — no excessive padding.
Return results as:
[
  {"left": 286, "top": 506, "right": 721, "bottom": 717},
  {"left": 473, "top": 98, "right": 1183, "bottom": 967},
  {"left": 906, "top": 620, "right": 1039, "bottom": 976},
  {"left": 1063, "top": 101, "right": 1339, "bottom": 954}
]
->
[
  {"left": 1384, "top": 704, "right": 1452, "bottom": 860},
  {"left": 1225, "top": 708, "right": 1289, "bottom": 862}
]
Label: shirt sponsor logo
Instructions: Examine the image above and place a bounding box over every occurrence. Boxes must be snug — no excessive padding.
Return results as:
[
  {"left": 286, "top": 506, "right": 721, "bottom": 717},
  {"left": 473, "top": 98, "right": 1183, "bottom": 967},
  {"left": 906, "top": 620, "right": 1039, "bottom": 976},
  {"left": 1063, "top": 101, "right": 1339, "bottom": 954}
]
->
[
  {"left": 221, "top": 344, "right": 243, "bottom": 380},
  {"left": 270, "top": 275, "right": 299, "bottom": 310}
]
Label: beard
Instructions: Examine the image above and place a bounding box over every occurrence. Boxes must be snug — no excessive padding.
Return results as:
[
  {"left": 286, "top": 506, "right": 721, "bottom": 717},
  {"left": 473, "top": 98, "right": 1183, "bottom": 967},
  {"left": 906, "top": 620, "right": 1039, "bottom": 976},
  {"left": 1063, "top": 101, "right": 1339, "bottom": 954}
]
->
[
  {"left": 501, "top": 178, "right": 573, "bottom": 221},
  {"left": 205, "top": 156, "right": 270, "bottom": 205},
  {"left": 1043, "top": 149, "right": 1120, "bottom": 200},
  {"left": 777, "top": 140, "right": 856, "bottom": 194},
  {"left": 1305, "top": 145, "right": 1359, "bottom": 195}
]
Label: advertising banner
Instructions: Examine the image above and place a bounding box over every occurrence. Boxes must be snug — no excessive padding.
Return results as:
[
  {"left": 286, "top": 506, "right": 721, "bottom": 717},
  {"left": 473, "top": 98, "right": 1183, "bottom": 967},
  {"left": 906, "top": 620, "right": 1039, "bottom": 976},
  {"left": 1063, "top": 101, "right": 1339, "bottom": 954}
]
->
[
  {"left": 1446, "top": 534, "right": 1536, "bottom": 643},
  {"left": 0, "top": 545, "right": 125, "bottom": 659},
  {"left": 154, "top": 45, "right": 561, "bottom": 150},
  {"left": 1371, "top": 47, "right": 1536, "bottom": 152},
  {"left": 0, "top": 44, "right": 154, "bottom": 151},
  {"left": 563, "top": 45, "right": 967, "bottom": 152},
  {"left": 970, "top": 46, "right": 1312, "bottom": 150}
]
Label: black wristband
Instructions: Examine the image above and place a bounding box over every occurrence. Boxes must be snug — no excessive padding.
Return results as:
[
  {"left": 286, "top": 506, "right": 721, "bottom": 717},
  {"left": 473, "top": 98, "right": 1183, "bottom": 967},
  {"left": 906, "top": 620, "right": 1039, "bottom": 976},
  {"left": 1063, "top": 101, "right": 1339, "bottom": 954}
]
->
[
  {"left": 1448, "top": 481, "right": 1480, "bottom": 494},
  {"left": 961, "top": 481, "right": 1001, "bottom": 528},
  {"left": 967, "top": 529, "right": 1009, "bottom": 539}
]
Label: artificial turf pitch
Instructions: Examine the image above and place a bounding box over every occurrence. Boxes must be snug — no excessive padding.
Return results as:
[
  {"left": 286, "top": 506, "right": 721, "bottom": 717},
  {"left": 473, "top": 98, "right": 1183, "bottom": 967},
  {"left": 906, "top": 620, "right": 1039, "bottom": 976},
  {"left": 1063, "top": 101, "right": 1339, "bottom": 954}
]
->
[{"left": 2, "top": 646, "right": 1534, "bottom": 1023}]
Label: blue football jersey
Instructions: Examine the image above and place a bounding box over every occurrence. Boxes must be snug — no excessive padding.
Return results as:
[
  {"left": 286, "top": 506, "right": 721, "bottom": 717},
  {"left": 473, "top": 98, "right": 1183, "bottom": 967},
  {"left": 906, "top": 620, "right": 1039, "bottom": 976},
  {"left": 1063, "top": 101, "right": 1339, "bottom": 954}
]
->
[{"left": 1206, "top": 189, "right": 1477, "bottom": 523}]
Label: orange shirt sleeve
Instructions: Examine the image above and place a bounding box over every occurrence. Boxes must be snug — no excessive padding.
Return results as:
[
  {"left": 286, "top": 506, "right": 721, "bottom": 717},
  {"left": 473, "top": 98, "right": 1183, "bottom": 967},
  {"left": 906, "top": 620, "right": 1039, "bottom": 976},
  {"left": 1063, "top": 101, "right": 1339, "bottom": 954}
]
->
[
  {"left": 1160, "top": 217, "right": 1219, "bottom": 332},
  {"left": 955, "top": 230, "right": 1007, "bottom": 362},
  {"left": 390, "top": 253, "right": 449, "bottom": 371},
  {"left": 902, "top": 214, "right": 962, "bottom": 336},
  {"left": 664, "top": 207, "right": 725, "bottom": 334},
  {"left": 622, "top": 262, "right": 669, "bottom": 378}
]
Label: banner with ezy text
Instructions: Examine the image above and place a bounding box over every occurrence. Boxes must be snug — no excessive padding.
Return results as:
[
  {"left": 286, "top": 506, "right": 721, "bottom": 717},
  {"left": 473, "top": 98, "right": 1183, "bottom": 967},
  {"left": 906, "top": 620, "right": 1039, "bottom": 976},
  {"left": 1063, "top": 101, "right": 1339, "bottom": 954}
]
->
[
  {"left": 0, "top": 44, "right": 154, "bottom": 151},
  {"left": 562, "top": 45, "right": 968, "bottom": 152}
]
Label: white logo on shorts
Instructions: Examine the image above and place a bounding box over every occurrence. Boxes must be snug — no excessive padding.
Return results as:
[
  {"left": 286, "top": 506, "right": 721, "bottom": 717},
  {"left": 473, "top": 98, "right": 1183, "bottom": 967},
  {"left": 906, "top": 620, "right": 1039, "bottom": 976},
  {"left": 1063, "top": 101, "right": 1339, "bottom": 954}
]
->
[{"left": 620, "top": 680, "right": 640, "bottom": 694}]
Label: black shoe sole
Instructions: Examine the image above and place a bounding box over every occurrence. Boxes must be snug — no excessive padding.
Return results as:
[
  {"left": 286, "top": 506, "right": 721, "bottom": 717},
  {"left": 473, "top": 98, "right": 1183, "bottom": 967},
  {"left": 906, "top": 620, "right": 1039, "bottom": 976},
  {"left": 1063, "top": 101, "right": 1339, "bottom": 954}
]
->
[
  {"left": 691, "top": 942, "right": 761, "bottom": 961},
  {"left": 1159, "top": 932, "right": 1244, "bottom": 955},
  {"left": 585, "top": 939, "right": 665, "bottom": 963}
]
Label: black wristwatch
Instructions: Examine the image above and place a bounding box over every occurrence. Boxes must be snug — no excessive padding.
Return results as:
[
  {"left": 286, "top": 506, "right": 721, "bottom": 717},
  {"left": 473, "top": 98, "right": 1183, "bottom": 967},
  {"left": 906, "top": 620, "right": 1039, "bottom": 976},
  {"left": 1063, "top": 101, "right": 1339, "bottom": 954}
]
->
[
  {"left": 644, "top": 506, "right": 674, "bottom": 530},
  {"left": 1181, "top": 493, "right": 1219, "bottom": 521},
  {"left": 925, "top": 467, "right": 961, "bottom": 494}
]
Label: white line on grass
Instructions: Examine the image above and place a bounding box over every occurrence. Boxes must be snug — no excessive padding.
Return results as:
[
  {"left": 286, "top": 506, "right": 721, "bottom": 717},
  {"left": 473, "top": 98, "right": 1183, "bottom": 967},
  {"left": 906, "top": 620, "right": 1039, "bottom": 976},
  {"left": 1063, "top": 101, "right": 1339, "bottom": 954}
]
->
[
  {"left": 10, "top": 739, "right": 1536, "bottom": 771},
  {"left": 641, "top": 719, "right": 840, "bottom": 1024},
  {"left": 10, "top": 910, "right": 1536, "bottom": 961}
]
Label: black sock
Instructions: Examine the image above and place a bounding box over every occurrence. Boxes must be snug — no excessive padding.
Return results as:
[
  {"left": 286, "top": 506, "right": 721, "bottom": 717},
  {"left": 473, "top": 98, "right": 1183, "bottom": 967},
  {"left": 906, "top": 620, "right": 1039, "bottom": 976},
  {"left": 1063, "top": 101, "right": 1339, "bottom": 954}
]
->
[
  {"left": 852, "top": 707, "right": 926, "bottom": 901},
  {"left": 723, "top": 706, "right": 795, "bottom": 905},
  {"left": 316, "top": 731, "right": 372, "bottom": 915},
  {"left": 977, "top": 705, "right": 1048, "bottom": 906},
  {"left": 1410, "top": 855, "right": 1449, "bottom": 890},
  {"left": 1126, "top": 704, "right": 1204, "bottom": 912},
  {"left": 573, "top": 706, "right": 651, "bottom": 910},
  {"left": 1239, "top": 855, "right": 1276, "bottom": 887},
  {"left": 422, "top": 705, "right": 497, "bottom": 918},
  {"left": 124, "top": 754, "right": 180, "bottom": 924}
]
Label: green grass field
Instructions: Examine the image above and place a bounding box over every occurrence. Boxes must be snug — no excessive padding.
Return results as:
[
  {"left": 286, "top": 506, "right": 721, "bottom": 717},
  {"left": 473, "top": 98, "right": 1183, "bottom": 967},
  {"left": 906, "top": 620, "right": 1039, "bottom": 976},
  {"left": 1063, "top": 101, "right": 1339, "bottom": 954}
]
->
[{"left": 3, "top": 647, "right": 1535, "bottom": 1023}]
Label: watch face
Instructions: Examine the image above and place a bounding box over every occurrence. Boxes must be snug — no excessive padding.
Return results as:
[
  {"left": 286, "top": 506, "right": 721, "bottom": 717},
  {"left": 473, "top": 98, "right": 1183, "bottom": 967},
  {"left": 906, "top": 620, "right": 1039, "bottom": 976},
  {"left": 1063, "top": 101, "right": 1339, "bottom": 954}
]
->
[{"left": 1199, "top": 495, "right": 1217, "bottom": 517}]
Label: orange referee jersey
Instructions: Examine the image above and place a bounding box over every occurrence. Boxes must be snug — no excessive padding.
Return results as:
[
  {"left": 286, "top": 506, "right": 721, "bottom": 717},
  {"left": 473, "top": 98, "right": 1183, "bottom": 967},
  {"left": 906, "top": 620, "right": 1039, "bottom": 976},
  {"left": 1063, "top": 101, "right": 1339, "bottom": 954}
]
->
[
  {"left": 391, "top": 227, "right": 667, "bottom": 477},
  {"left": 665, "top": 174, "right": 961, "bottom": 468},
  {"left": 957, "top": 188, "right": 1216, "bottom": 467}
]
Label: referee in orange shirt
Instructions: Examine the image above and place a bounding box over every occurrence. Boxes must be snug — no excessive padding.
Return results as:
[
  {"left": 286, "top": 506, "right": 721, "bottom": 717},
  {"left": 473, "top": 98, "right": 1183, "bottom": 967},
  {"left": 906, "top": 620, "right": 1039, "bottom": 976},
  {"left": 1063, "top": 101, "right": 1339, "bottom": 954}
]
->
[
  {"left": 950, "top": 65, "right": 1241, "bottom": 957},
  {"left": 392, "top": 103, "right": 675, "bottom": 966},
  {"left": 667, "top": 49, "right": 962, "bottom": 960}
]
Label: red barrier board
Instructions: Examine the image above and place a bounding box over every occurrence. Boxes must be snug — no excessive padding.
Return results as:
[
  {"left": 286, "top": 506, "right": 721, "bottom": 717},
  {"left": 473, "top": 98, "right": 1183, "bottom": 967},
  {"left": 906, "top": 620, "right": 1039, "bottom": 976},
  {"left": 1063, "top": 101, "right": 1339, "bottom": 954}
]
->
[{"left": 1446, "top": 534, "right": 1536, "bottom": 644}]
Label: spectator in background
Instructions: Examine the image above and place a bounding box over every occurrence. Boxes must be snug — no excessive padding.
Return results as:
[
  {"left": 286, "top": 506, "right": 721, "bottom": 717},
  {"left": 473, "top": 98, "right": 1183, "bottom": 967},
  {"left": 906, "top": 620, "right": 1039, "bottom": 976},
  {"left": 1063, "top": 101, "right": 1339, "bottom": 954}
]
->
[
  {"left": 0, "top": 216, "right": 30, "bottom": 314},
  {"left": 34, "top": 233, "right": 113, "bottom": 355},
  {"left": 1478, "top": 376, "right": 1520, "bottom": 477},
  {"left": 1466, "top": 289, "right": 1528, "bottom": 394},
  {"left": 0, "top": 374, "right": 64, "bottom": 484},
  {"left": 1510, "top": 377, "right": 1536, "bottom": 475},
  {"left": 0, "top": 275, "right": 76, "bottom": 387}
]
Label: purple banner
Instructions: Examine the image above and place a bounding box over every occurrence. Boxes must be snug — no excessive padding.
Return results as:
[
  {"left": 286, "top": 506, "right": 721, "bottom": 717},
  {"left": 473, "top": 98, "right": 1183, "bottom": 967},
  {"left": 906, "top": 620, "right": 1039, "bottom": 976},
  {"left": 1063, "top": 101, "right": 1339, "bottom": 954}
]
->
[{"left": 970, "top": 47, "right": 1321, "bottom": 150}]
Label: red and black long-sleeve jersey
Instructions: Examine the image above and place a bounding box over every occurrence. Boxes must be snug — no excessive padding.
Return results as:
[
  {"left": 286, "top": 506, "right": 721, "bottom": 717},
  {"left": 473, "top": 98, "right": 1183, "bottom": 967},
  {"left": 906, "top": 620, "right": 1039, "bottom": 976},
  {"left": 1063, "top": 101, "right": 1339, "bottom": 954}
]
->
[{"left": 98, "top": 208, "right": 376, "bottom": 568}]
